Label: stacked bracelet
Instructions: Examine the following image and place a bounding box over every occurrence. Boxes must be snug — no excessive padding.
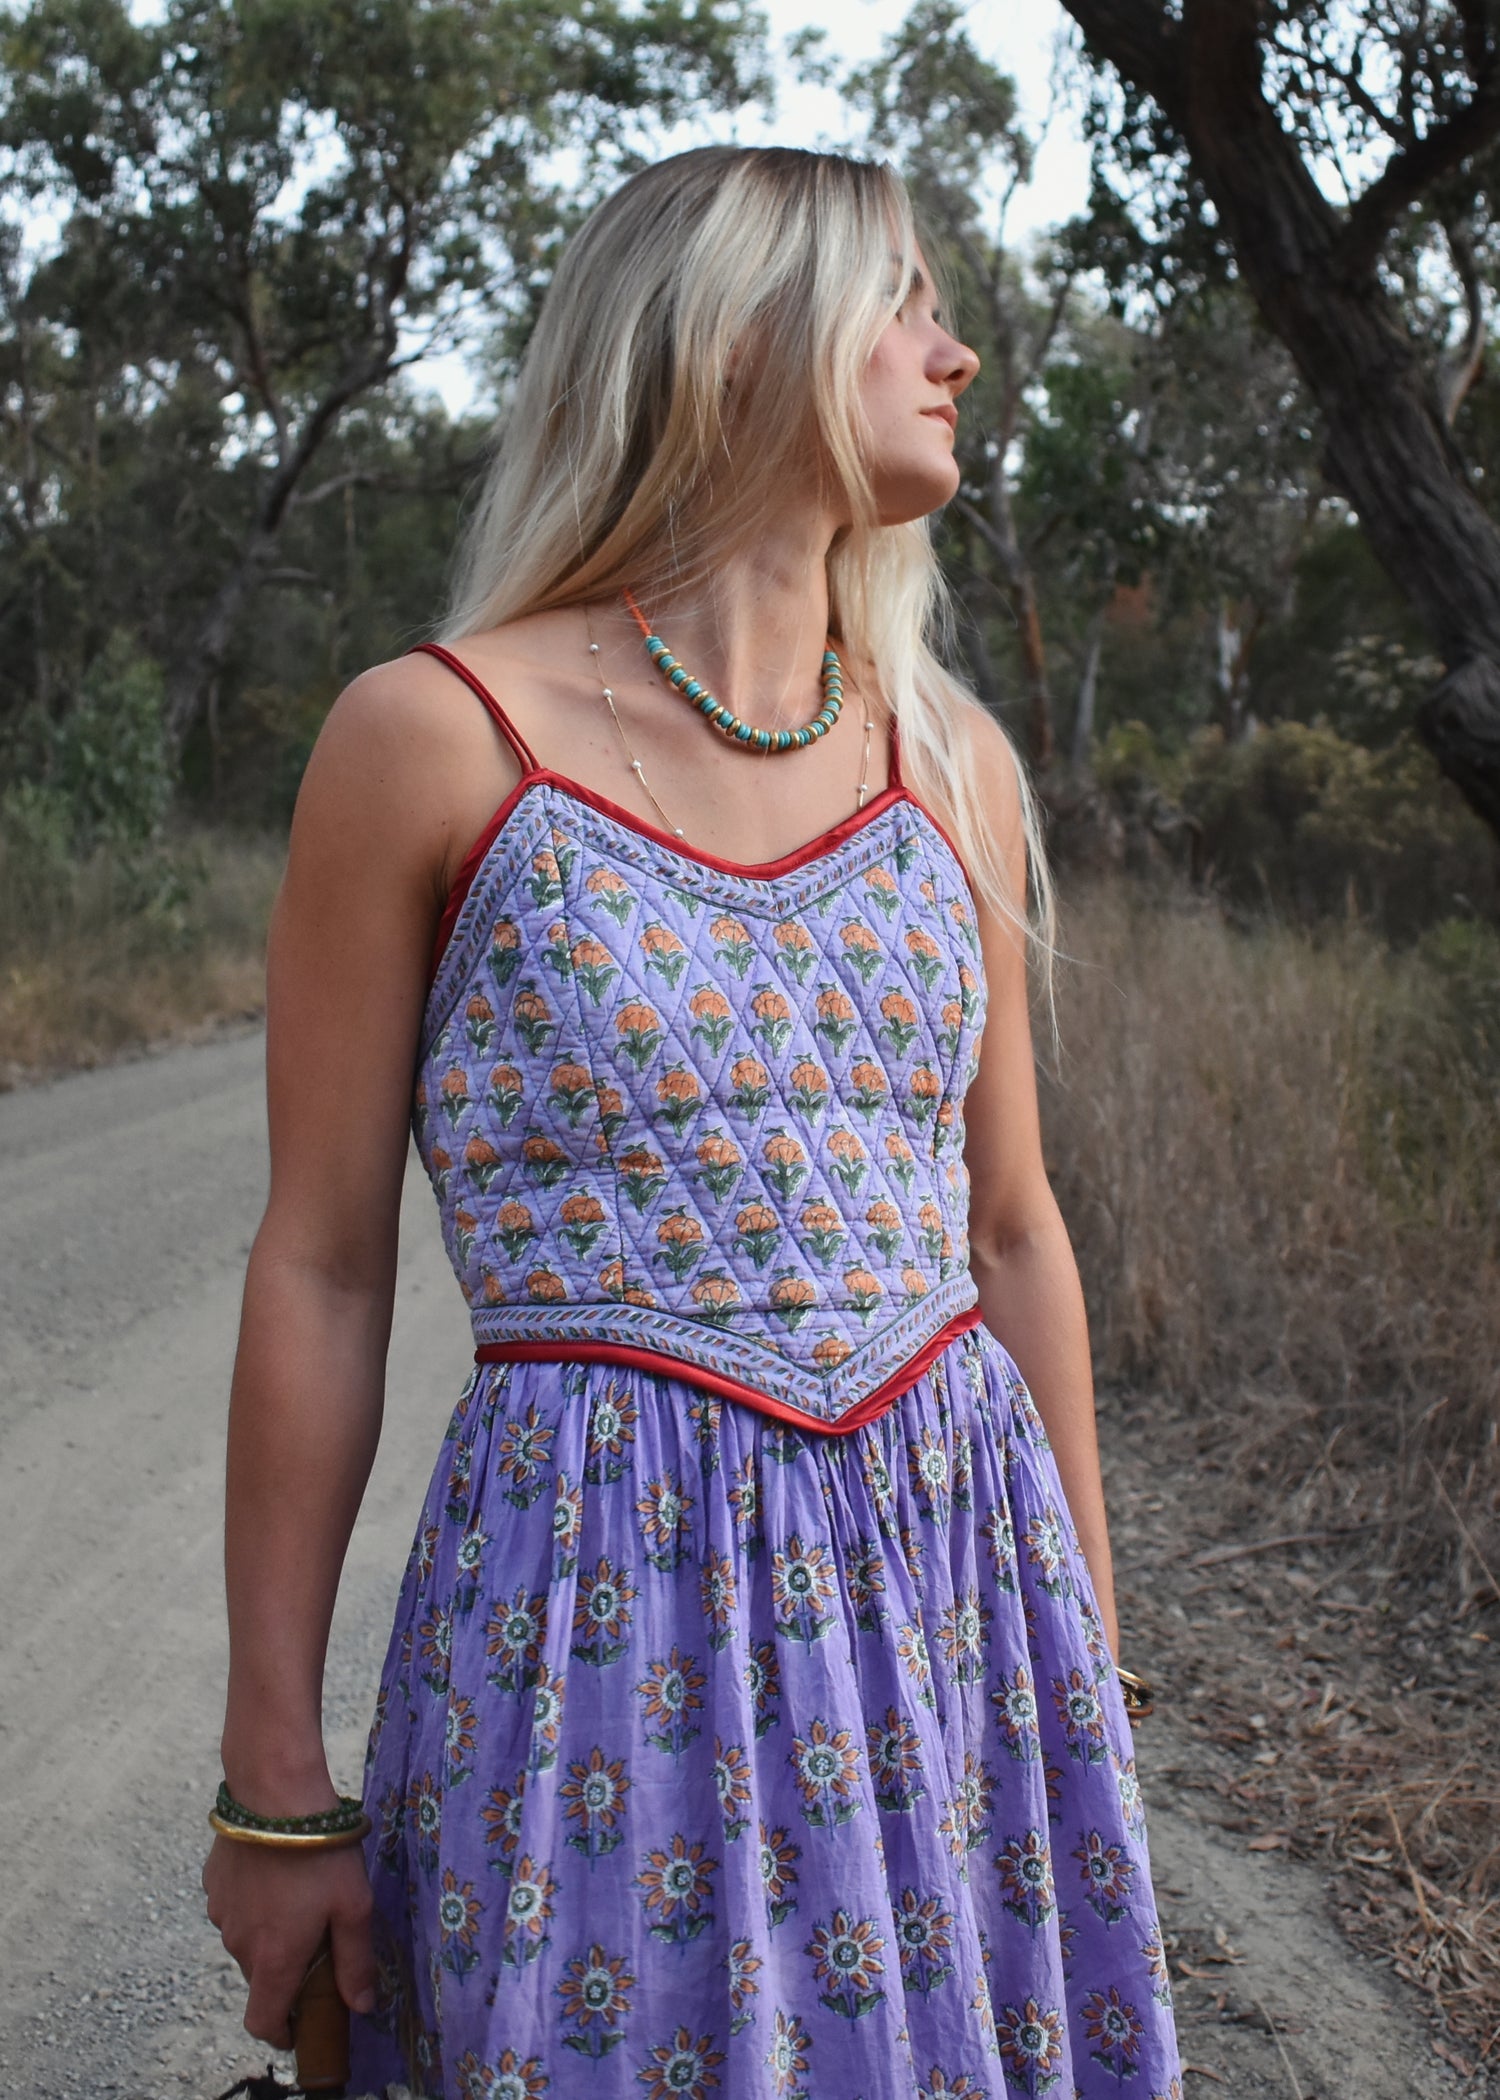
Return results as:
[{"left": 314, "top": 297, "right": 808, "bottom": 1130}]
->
[
  {"left": 1117, "top": 1667, "right": 1155, "bottom": 1726},
  {"left": 209, "top": 1781, "right": 372, "bottom": 1851}
]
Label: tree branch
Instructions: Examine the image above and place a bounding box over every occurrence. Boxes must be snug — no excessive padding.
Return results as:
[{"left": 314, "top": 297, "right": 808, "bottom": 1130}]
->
[
  {"left": 290, "top": 468, "right": 381, "bottom": 510},
  {"left": 1458, "top": 0, "right": 1492, "bottom": 80},
  {"left": 290, "top": 455, "right": 484, "bottom": 512},
  {"left": 226, "top": 247, "right": 292, "bottom": 469},
  {"left": 1436, "top": 216, "right": 1486, "bottom": 428},
  {"left": 1340, "top": 58, "right": 1500, "bottom": 279},
  {"left": 261, "top": 567, "right": 326, "bottom": 588},
  {"left": 1056, "top": 0, "right": 1187, "bottom": 122},
  {"left": 1025, "top": 270, "right": 1074, "bottom": 389},
  {"left": 1327, "top": 53, "right": 1405, "bottom": 147},
  {"left": 954, "top": 495, "right": 1012, "bottom": 567}
]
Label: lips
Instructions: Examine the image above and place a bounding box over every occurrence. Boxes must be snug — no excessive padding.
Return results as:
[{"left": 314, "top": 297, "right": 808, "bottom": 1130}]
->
[{"left": 921, "top": 405, "right": 958, "bottom": 430}]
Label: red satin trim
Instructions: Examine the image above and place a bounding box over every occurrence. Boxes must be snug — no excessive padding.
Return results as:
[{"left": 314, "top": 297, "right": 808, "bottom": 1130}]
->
[
  {"left": 427, "top": 771, "right": 975, "bottom": 988},
  {"left": 472, "top": 1305, "right": 983, "bottom": 1436}
]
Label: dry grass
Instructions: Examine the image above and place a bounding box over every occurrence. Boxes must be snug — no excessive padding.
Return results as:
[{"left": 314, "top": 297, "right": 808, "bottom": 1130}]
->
[
  {"left": 1041, "top": 875, "right": 1500, "bottom": 1588},
  {"left": 1044, "top": 876, "right": 1500, "bottom": 2059},
  {"left": 0, "top": 831, "right": 282, "bottom": 1085}
]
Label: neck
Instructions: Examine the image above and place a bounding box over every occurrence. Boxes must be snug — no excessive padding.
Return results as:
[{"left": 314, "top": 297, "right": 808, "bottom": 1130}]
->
[{"left": 619, "top": 511, "right": 842, "bottom": 731}]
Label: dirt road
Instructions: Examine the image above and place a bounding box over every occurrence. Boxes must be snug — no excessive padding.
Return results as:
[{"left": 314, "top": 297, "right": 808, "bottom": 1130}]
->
[{"left": 0, "top": 1031, "right": 1480, "bottom": 2098}]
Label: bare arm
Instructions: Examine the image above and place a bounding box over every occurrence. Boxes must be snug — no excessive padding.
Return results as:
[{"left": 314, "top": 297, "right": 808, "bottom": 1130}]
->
[
  {"left": 205, "top": 662, "right": 482, "bottom": 2044},
  {"left": 956, "top": 713, "right": 1120, "bottom": 1659}
]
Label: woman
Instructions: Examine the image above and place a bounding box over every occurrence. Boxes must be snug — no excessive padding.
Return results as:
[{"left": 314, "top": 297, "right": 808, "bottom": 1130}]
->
[{"left": 204, "top": 144, "right": 1181, "bottom": 2100}]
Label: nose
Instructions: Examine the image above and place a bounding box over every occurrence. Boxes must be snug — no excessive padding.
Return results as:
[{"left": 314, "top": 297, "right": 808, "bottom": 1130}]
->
[{"left": 942, "top": 331, "right": 980, "bottom": 397}]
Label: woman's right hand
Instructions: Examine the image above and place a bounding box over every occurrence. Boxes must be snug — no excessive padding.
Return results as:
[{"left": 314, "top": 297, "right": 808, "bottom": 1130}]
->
[{"left": 203, "top": 1834, "right": 377, "bottom": 2049}]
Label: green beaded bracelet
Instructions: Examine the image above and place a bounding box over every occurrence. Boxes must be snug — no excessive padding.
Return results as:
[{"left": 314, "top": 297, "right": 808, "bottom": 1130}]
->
[{"left": 213, "top": 1779, "right": 367, "bottom": 1836}]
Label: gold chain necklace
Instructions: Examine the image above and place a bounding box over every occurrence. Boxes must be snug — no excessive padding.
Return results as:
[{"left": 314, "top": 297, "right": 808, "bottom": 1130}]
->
[{"left": 582, "top": 605, "right": 873, "bottom": 843}]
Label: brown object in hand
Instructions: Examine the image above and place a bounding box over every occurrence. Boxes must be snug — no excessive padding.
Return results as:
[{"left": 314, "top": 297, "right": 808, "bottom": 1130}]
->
[
  {"left": 290, "top": 1937, "right": 349, "bottom": 2095},
  {"left": 1117, "top": 1666, "right": 1155, "bottom": 1727}
]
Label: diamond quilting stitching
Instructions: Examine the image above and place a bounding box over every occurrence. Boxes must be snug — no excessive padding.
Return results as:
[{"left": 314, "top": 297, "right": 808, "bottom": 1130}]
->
[
  {"left": 522, "top": 819, "right": 629, "bottom": 1316},
  {"left": 412, "top": 782, "right": 986, "bottom": 1419}
]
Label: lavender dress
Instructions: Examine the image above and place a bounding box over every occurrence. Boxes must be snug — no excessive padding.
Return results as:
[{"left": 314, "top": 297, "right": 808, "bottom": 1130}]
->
[{"left": 349, "top": 645, "right": 1182, "bottom": 2100}]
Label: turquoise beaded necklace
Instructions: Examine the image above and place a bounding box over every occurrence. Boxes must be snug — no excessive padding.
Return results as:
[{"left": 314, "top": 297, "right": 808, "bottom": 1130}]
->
[{"left": 622, "top": 587, "right": 843, "bottom": 751}]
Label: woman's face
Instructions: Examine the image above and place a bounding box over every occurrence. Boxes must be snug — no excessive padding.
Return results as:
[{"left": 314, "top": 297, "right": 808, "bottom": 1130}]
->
[{"left": 859, "top": 246, "right": 980, "bottom": 525}]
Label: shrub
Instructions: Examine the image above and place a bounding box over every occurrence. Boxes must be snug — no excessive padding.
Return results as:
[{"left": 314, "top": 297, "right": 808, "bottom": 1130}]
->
[
  {"left": 1091, "top": 716, "right": 1497, "bottom": 937},
  {"left": 47, "top": 635, "right": 176, "bottom": 854}
]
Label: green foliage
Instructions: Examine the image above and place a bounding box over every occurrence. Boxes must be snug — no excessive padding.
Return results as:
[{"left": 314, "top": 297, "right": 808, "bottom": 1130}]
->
[
  {"left": 1, "top": 632, "right": 172, "bottom": 875},
  {"left": 0, "top": 634, "right": 204, "bottom": 930},
  {"left": 1095, "top": 716, "right": 1496, "bottom": 938},
  {"left": 49, "top": 636, "right": 175, "bottom": 851},
  {"left": 0, "top": 0, "right": 771, "bottom": 764},
  {"left": 845, "top": 0, "right": 1023, "bottom": 192},
  {"left": 1324, "top": 634, "right": 1446, "bottom": 748},
  {"left": 1093, "top": 717, "right": 1185, "bottom": 799},
  {"left": 0, "top": 780, "right": 74, "bottom": 920},
  {"left": 0, "top": 0, "right": 1490, "bottom": 939},
  {"left": 1018, "top": 351, "right": 1159, "bottom": 589},
  {"left": 1416, "top": 915, "right": 1500, "bottom": 1071}
]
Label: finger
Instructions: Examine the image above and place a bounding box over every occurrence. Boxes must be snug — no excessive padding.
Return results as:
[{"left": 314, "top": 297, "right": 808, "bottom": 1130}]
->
[
  {"left": 243, "top": 1960, "right": 302, "bottom": 2051},
  {"left": 331, "top": 1894, "right": 377, "bottom": 2015}
]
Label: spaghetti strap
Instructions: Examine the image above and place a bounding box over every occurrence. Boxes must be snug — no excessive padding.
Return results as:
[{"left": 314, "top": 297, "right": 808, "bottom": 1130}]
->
[
  {"left": 888, "top": 710, "right": 905, "bottom": 790},
  {"left": 408, "top": 641, "right": 541, "bottom": 777}
]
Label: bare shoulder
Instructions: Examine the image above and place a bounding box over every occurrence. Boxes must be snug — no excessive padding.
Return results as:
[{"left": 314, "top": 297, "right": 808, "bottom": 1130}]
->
[
  {"left": 295, "top": 648, "right": 526, "bottom": 896},
  {"left": 307, "top": 649, "right": 515, "bottom": 805}
]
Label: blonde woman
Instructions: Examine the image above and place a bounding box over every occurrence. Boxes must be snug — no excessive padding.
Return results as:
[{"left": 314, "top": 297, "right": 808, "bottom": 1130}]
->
[{"left": 204, "top": 145, "right": 1181, "bottom": 2100}]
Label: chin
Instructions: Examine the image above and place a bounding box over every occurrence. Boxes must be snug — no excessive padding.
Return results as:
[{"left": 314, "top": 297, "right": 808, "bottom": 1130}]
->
[{"left": 874, "top": 464, "right": 963, "bottom": 528}]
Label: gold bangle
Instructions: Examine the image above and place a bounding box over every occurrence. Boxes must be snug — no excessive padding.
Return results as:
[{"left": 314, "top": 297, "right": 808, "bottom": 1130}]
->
[
  {"left": 209, "top": 1809, "right": 372, "bottom": 1850},
  {"left": 1117, "top": 1667, "right": 1155, "bottom": 1725}
]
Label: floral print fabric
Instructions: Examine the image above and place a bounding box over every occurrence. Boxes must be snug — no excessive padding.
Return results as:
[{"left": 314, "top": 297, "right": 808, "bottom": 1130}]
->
[{"left": 351, "top": 1328, "right": 1181, "bottom": 2098}]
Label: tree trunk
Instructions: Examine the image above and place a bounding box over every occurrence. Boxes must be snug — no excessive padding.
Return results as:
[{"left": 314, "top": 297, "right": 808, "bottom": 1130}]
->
[
  {"left": 982, "top": 457, "right": 1056, "bottom": 774},
  {"left": 165, "top": 527, "right": 280, "bottom": 751},
  {"left": 1214, "top": 596, "right": 1252, "bottom": 741},
  {"left": 1061, "top": 0, "right": 1500, "bottom": 838},
  {"left": 16, "top": 317, "right": 51, "bottom": 716},
  {"left": 1014, "top": 574, "right": 1055, "bottom": 775},
  {"left": 1072, "top": 605, "right": 1105, "bottom": 770},
  {"left": 1185, "top": 70, "right": 1500, "bottom": 820},
  {"left": 163, "top": 342, "right": 399, "bottom": 753}
]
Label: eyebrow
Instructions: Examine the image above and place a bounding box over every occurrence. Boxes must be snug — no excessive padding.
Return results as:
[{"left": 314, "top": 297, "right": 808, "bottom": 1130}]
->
[
  {"left": 888, "top": 257, "right": 944, "bottom": 324},
  {"left": 905, "top": 266, "right": 944, "bottom": 325}
]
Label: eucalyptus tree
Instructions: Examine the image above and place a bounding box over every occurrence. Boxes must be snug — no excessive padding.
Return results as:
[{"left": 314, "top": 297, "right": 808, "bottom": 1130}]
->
[
  {"left": 1058, "top": 0, "right": 1500, "bottom": 838},
  {"left": 0, "top": 0, "right": 769, "bottom": 756}
]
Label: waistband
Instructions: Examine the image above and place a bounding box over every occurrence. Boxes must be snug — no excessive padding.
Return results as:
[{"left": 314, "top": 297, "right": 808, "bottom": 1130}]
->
[{"left": 474, "top": 1304, "right": 983, "bottom": 1437}]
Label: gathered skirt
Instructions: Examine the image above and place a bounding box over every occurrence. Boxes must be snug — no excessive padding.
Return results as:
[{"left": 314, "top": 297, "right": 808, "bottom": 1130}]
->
[{"left": 349, "top": 1319, "right": 1182, "bottom": 2099}]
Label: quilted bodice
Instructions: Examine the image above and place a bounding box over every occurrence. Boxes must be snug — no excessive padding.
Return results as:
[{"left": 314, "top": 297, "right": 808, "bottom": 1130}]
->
[{"left": 412, "top": 768, "right": 987, "bottom": 1428}]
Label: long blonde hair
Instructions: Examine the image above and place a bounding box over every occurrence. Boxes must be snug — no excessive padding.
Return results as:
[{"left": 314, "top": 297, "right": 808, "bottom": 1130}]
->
[{"left": 442, "top": 144, "right": 1057, "bottom": 1022}]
